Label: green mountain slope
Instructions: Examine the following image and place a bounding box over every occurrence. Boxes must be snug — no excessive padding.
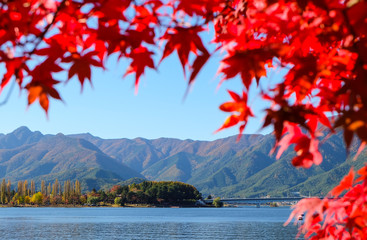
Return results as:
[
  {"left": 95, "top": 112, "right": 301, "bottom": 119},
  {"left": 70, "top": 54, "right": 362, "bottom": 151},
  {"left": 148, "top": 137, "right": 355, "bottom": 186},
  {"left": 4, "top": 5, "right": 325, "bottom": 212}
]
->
[
  {"left": 71, "top": 130, "right": 366, "bottom": 197},
  {"left": 0, "top": 128, "right": 144, "bottom": 191},
  {"left": 1, "top": 127, "right": 366, "bottom": 197}
]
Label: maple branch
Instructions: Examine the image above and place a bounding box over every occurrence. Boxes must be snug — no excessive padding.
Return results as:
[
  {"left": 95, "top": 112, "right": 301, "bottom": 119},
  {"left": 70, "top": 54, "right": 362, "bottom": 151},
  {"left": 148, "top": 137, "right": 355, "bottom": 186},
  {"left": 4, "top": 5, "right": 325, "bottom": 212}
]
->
[{"left": 28, "top": 0, "right": 67, "bottom": 56}]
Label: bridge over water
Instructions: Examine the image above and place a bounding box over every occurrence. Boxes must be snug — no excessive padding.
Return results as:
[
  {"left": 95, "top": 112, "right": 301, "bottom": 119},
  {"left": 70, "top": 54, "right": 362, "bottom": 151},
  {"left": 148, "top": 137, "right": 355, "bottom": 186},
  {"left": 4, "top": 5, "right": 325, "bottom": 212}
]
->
[{"left": 204, "top": 197, "right": 305, "bottom": 206}]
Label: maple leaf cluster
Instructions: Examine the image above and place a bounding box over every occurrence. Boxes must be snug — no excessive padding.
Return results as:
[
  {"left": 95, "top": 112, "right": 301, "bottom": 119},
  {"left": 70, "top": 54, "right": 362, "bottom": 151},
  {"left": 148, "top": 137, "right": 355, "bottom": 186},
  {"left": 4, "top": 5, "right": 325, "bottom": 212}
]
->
[
  {"left": 210, "top": 1, "right": 366, "bottom": 237},
  {"left": 214, "top": 0, "right": 366, "bottom": 169},
  {"left": 0, "top": 0, "right": 366, "bottom": 238},
  {"left": 0, "top": 0, "right": 217, "bottom": 112},
  {"left": 286, "top": 165, "right": 367, "bottom": 239}
]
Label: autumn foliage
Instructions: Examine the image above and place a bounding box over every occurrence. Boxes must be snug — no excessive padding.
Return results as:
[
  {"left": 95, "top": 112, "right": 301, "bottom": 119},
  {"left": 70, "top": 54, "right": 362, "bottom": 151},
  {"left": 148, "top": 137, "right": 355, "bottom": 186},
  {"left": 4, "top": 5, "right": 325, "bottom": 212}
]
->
[
  {"left": 0, "top": 0, "right": 366, "bottom": 238},
  {"left": 286, "top": 166, "right": 367, "bottom": 239}
]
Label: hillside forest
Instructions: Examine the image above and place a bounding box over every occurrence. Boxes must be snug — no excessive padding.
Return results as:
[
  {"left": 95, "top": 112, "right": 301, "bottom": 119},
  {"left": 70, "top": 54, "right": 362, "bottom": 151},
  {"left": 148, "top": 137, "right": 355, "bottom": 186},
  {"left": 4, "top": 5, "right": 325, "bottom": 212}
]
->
[{"left": 0, "top": 179, "right": 202, "bottom": 207}]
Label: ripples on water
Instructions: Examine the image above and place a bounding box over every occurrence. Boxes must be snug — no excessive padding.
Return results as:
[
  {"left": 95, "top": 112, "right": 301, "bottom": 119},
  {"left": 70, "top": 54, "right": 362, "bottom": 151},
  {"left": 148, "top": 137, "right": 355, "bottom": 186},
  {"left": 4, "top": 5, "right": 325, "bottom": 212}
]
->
[{"left": 0, "top": 207, "right": 299, "bottom": 240}]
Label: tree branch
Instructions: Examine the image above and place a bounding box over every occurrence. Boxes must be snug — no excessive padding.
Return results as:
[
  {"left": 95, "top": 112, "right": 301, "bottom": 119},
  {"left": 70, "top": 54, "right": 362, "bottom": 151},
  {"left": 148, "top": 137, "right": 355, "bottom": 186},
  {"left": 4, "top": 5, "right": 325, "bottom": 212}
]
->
[{"left": 28, "top": 0, "right": 67, "bottom": 56}]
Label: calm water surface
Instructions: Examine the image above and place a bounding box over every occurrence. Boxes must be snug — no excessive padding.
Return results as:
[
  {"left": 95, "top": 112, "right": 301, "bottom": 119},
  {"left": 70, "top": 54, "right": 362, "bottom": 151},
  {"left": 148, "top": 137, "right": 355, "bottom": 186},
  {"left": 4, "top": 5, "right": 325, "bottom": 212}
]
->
[{"left": 0, "top": 207, "right": 299, "bottom": 239}]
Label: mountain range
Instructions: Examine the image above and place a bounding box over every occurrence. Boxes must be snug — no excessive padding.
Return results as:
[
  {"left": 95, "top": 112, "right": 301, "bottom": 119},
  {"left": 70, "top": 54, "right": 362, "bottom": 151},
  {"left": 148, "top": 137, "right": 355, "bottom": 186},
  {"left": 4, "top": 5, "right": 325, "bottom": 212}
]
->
[{"left": 0, "top": 126, "right": 365, "bottom": 197}]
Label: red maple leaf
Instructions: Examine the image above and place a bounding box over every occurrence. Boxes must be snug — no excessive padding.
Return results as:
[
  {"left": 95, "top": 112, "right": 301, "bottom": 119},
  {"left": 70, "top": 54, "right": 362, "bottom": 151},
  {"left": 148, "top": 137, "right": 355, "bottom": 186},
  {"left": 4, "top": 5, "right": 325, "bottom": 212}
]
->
[
  {"left": 175, "top": 0, "right": 223, "bottom": 16},
  {"left": 64, "top": 51, "right": 104, "bottom": 88},
  {"left": 276, "top": 123, "right": 322, "bottom": 168},
  {"left": 219, "top": 47, "right": 278, "bottom": 89},
  {"left": 0, "top": 57, "right": 27, "bottom": 91},
  {"left": 160, "top": 26, "right": 208, "bottom": 78},
  {"left": 331, "top": 167, "right": 355, "bottom": 197},
  {"left": 26, "top": 59, "right": 63, "bottom": 112},
  {"left": 124, "top": 47, "right": 155, "bottom": 92},
  {"left": 216, "top": 90, "right": 253, "bottom": 138}
]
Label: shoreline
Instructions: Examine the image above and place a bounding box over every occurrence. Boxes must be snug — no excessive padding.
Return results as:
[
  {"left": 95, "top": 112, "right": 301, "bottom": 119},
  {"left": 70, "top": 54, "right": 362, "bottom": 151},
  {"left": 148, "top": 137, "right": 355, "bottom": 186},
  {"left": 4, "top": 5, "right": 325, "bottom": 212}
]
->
[{"left": 0, "top": 204, "right": 215, "bottom": 208}]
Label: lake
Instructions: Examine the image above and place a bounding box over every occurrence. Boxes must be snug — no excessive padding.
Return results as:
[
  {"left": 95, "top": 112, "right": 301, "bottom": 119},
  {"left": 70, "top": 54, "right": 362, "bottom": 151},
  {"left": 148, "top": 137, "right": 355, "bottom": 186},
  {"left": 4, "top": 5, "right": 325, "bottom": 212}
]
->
[{"left": 0, "top": 207, "right": 300, "bottom": 239}]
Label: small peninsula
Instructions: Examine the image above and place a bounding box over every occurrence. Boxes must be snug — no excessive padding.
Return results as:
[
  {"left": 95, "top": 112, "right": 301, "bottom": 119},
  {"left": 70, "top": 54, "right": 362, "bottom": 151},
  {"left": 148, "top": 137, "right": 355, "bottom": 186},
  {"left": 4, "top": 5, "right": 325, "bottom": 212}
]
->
[{"left": 1, "top": 179, "right": 208, "bottom": 208}]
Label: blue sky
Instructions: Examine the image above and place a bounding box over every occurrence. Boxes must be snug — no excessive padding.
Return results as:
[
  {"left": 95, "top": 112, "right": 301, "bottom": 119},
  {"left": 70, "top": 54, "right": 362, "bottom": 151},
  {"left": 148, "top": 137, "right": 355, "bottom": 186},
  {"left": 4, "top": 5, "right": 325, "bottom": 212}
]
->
[{"left": 0, "top": 36, "right": 282, "bottom": 140}]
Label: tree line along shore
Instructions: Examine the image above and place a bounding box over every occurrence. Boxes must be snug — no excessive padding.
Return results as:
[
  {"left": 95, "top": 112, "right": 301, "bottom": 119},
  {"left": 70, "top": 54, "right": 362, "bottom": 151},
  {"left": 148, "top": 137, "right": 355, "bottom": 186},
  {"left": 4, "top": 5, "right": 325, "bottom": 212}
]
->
[{"left": 0, "top": 179, "right": 211, "bottom": 207}]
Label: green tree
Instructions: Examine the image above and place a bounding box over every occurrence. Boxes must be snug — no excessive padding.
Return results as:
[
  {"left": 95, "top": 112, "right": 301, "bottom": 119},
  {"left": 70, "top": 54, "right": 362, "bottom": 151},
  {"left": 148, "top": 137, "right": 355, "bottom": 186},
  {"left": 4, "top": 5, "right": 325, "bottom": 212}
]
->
[
  {"left": 47, "top": 183, "right": 51, "bottom": 196},
  {"left": 63, "top": 180, "right": 71, "bottom": 203},
  {"left": 135, "top": 191, "right": 149, "bottom": 204},
  {"left": 23, "top": 180, "right": 28, "bottom": 197},
  {"left": 1, "top": 179, "right": 6, "bottom": 204},
  {"left": 6, "top": 180, "right": 11, "bottom": 204},
  {"left": 41, "top": 180, "right": 46, "bottom": 196},
  {"left": 18, "top": 196, "right": 25, "bottom": 205},
  {"left": 12, "top": 193, "right": 19, "bottom": 205},
  {"left": 157, "top": 185, "right": 169, "bottom": 202},
  {"left": 71, "top": 181, "right": 75, "bottom": 196},
  {"left": 75, "top": 180, "right": 81, "bottom": 196},
  {"left": 140, "top": 181, "right": 153, "bottom": 192},
  {"left": 30, "top": 180, "right": 35, "bottom": 196},
  {"left": 213, "top": 197, "right": 223, "bottom": 208},
  {"left": 126, "top": 191, "right": 137, "bottom": 203},
  {"left": 98, "top": 190, "right": 107, "bottom": 202},
  {"left": 114, "top": 197, "right": 124, "bottom": 206},
  {"left": 79, "top": 195, "right": 87, "bottom": 205},
  {"left": 52, "top": 179, "right": 59, "bottom": 196},
  {"left": 17, "top": 181, "right": 22, "bottom": 196},
  {"left": 87, "top": 196, "right": 99, "bottom": 205},
  {"left": 58, "top": 182, "right": 62, "bottom": 196}
]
